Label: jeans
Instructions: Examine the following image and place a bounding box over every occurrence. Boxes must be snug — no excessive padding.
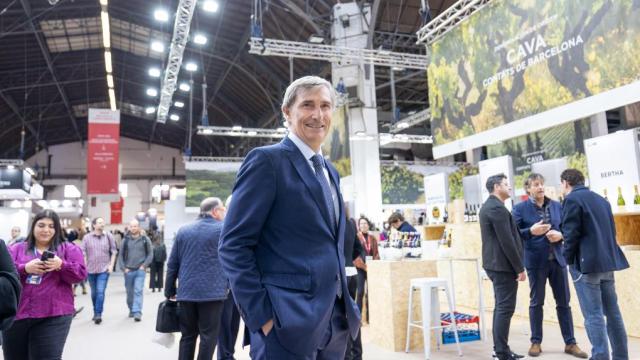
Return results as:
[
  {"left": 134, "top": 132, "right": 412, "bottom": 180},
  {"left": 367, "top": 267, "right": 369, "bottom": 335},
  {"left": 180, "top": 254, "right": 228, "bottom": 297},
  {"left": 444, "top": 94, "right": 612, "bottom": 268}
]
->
[
  {"left": 178, "top": 300, "right": 224, "bottom": 360},
  {"left": 526, "top": 259, "right": 575, "bottom": 345},
  {"left": 2, "top": 315, "right": 73, "bottom": 360},
  {"left": 486, "top": 270, "right": 518, "bottom": 359},
  {"left": 124, "top": 269, "right": 146, "bottom": 315},
  {"left": 569, "top": 267, "right": 628, "bottom": 360},
  {"left": 87, "top": 272, "right": 110, "bottom": 317}
]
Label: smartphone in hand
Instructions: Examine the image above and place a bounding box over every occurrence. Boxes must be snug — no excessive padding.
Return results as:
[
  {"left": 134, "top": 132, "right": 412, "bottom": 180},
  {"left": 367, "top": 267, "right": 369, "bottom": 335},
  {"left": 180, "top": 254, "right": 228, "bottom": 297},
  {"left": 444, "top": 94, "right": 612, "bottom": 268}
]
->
[{"left": 40, "top": 250, "right": 55, "bottom": 261}]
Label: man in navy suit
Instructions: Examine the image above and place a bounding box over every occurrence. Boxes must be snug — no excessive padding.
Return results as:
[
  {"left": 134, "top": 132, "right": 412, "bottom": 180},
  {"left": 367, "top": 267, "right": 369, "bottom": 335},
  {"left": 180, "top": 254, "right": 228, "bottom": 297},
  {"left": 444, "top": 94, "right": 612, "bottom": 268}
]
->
[
  {"left": 512, "top": 173, "right": 587, "bottom": 358},
  {"left": 560, "top": 169, "right": 629, "bottom": 360},
  {"left": 219, "top": 76, "right": 361, "bottom": 359}
]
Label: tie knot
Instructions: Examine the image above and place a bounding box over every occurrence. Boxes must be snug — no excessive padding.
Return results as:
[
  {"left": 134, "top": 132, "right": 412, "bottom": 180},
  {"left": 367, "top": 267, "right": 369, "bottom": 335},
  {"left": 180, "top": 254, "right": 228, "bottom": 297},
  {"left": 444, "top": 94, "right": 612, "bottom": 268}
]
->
[{"left": 310, "top": 154, "right": 324, "bottom": 169}]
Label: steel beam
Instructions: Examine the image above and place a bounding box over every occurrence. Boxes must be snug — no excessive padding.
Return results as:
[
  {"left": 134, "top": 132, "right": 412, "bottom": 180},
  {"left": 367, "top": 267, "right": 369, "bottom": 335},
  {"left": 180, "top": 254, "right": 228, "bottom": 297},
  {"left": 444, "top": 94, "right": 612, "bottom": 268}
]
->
[
  {"left": 0, "top": 90, "right": 48, "bottom": 152},
  {"left": 19, "top": 0, "right": 83, "bottom": 143}
]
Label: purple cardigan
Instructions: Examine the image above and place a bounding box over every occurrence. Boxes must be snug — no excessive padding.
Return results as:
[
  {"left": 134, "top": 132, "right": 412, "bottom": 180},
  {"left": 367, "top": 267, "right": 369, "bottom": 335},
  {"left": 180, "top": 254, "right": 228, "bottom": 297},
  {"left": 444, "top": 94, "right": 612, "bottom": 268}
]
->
[{"left": 9, "top": 241, "right": 87, "bottom": 320}]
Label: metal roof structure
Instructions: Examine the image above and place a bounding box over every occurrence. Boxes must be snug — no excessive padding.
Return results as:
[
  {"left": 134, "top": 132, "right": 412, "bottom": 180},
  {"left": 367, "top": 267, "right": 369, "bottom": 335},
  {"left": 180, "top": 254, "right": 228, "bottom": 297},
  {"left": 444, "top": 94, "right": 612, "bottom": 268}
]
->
[{"left": 0, "top": 0, "right": 457, "bottom": 159}]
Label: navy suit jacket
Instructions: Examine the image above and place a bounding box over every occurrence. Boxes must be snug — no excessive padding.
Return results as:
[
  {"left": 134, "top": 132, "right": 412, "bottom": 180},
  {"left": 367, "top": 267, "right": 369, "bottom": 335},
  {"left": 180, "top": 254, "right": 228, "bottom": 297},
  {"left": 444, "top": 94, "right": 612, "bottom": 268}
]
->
[
  {"left": 561, "top": 185, "right": 629, "bottom": 274},
  {"left": 512, "top": 198, "right": 566, "bottom": 269},
  {"left": 218, "top": 137, "right": 360, "bottom": 356}
]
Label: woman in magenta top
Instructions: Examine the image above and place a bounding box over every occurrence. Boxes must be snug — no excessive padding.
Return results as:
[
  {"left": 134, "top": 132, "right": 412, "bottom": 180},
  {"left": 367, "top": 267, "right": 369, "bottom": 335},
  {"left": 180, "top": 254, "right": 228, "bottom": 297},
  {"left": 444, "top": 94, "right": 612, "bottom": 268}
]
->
[{"left": 2, "top": 209, "right": 87, "bottom": 360}]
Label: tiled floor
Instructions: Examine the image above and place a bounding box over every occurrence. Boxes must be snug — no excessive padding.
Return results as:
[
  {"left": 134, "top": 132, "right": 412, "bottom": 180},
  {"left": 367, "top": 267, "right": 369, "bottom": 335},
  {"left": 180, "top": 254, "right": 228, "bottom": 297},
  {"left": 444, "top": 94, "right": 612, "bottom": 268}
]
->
[{"left": 5, "top": 273, "right": 637, "bottom": 360}]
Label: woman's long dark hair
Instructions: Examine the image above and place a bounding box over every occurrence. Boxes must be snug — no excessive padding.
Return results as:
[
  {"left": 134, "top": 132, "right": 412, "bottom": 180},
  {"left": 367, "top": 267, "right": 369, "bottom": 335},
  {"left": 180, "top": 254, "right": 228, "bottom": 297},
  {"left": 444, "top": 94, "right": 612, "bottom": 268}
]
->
[{"left": 25, "top": 209, "right": 67, "bottom": 253}]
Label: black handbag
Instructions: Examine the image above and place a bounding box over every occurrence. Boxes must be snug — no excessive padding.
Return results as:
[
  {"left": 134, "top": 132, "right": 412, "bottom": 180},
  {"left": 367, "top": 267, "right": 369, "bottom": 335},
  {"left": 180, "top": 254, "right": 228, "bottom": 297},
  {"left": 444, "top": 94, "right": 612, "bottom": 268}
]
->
[{"left": 155, "top": 300, "right": 180, "bottom": 333}]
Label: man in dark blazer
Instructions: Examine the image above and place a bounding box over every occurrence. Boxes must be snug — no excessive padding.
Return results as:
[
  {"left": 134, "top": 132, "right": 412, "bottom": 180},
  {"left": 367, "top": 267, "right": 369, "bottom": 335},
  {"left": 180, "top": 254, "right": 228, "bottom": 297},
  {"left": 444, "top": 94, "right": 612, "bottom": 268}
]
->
[
  {"left": 479, "top": 173, "right": 526, "bottom": 360},
  {"left": 512, "top": 173, "right": 587, "bottom": 358},
  {"left": 560, "top": 169, "right": 629, "bottom": 360},
  {"left": 219, "top": 76, "right": 360, "bottom": 359}
]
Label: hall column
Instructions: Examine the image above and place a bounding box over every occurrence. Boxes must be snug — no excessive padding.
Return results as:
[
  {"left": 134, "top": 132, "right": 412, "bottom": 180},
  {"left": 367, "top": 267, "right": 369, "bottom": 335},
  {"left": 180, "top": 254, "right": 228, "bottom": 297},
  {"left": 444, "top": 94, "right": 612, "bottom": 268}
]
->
[{"left": 331, "top": 2, "right": 383, "bottom": 225}]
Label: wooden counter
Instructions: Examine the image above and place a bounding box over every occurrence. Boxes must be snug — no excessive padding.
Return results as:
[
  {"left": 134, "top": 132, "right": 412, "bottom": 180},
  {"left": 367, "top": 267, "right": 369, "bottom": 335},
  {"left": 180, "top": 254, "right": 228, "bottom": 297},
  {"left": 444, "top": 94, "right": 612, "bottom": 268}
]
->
[
  {"left": 441, "top": 222, "right": 640, "bottom": 338},
  {"left": 367, "top": 260, "right": 438, "bottom": 352}
]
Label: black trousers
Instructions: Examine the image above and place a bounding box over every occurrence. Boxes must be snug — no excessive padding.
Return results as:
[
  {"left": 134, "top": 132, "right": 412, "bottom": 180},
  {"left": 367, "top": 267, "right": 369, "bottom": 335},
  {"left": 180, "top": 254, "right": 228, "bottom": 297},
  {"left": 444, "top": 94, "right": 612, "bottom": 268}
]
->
[
  {"left": 149, "top": 261, "right": 164, "bottom": 289},
  {"left": 345, "top": 275, "right": 363, "bottom": 360},
  {"left": 217, "top": 292, "right": 241, "bottom": 360},
  {"left": 178, "top": 300, "right": 224, "bottom": 360},
  {"left": 2, "top": 315, "right": 73, "bottom": 360},
  {"left": 355, "top": 269, "right": 367, "bottom": 322},
  {"left": 486, "top": 270, "right": 518, "bottom": 359}
]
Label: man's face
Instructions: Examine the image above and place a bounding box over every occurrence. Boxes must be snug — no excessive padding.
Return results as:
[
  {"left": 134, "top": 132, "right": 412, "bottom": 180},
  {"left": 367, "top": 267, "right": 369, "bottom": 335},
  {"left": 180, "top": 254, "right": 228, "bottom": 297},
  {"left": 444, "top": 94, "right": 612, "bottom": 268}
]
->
[
  {"left": 212, "top": 206, "right": 226, "bottom": 221},
  {"left": 94, "top": 218, "right": 105, "bottom": 232},
  {"left": 527, "top": 179, "right": 545, "bottom": 201},
  {"left": 283, "top": 86, "right": 333, "bottom": 152},
  {"left": 560, "top": 179, "right": 571, "bottom": 196},
  {"left": 11, "top": 227, "right": 20, "bottom": 239},
  {"left": 129, "top": 220, "right": 140, "bottom": 236},
  {"left": 495, "top": 178, "right": 512, "bottom": 201}
]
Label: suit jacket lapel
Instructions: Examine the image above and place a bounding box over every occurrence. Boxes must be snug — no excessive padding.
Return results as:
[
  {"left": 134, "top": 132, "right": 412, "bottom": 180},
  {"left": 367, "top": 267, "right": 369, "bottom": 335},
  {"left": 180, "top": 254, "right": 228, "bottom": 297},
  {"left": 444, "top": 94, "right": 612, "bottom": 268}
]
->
[
  {"left": 282, "top": 139, "right": 335, "bottom": 232},
  {"left": 327, "top": 162, "right": 342, "bottom": 238}
]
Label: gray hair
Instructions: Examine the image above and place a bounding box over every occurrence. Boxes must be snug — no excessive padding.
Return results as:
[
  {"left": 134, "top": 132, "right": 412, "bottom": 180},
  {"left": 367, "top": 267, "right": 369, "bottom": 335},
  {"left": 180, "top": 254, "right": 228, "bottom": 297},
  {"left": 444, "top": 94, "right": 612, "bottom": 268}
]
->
[
  {"left": 200, "top": 197, "right": 223, "bottom": 215},
  {"left": 281, "top": 76, "right": 337, "bottom": 112},
  {"left": 524, "top": 172, "right": 545, "bottom": 191}
]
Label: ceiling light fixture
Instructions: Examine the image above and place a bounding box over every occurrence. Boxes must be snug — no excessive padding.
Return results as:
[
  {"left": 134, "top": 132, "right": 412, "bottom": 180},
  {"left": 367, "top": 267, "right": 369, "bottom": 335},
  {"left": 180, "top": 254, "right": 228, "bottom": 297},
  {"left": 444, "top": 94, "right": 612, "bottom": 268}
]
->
[
  {"left": 106, "top": 74, "right": 114, "bottom": 88},
  {"left": 170, "top": 114, "right": 180, "bottom": 121},
  {"left": 308, "top": 34, "right": 324, "bottom": 44},
  {"left": 101, "top": 11, "right": 111, "bottom": 48},
  {"left": 104, "top": 51, "right": 112, "bottom": 73},
  {"left": 154, "top": 9, "right": 169, "bottom": 22},
  {"left": 185, "top": 62, "right": 198, "bottom": 72},
  {"left": 202, "top": 0, "right": 219, "bottom": 12},
  {"left": 108, "top": 88, "right": 116, "bottom": 110},
  {"left": 145, "top": 107, "right": 156, "bottom": 114},
  {"left": 174, "top": 101, "right": 185, "bottom": 108},
  {"left": 147, "top": 88, "right": 158, "bottom": 97},
  {"left": 231, "top": 125, "right": 242, "bottom": 131},
  {"left": 151, "top": 41, "right": 165, "bottom": 53},
  {"left": 193, "top": 33, "right": 207, "bottom": 45},
  {"left": 179, "top": 83, "right": 190, "bottom": 92},
  {"left": 148, "top": 67, "right": 161, "bottom": 77}
]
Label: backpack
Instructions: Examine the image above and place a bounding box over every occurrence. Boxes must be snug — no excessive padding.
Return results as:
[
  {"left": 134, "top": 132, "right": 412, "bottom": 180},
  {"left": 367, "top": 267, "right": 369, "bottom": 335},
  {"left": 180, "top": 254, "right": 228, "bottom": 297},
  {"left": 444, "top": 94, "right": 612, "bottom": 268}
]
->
[{"left": 121, "top": 235, "right": 150, "bottom": 263}]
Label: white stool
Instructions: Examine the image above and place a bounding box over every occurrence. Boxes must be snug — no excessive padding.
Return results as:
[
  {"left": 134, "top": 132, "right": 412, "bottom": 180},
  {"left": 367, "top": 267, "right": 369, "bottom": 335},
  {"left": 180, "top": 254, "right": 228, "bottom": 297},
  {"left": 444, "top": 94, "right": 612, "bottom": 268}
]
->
[{"left": 405, "top": 277, "right": 463, "bottom": 359}]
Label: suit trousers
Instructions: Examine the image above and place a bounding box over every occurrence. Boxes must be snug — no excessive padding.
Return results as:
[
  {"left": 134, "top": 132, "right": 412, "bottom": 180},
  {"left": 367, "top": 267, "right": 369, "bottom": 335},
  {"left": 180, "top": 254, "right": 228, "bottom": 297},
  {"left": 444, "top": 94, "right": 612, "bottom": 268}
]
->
[
  {"left": 217, "top": 292, "right": 241, "bottom": 360},
  {"left": 178, "top": 300, "right": 224, "bottom": 360},
  {"left": 355, "top": 269, "right": 367, "bottom": 322},
  {"left": 249, "top": 298, "right": 350, "bottom": 360},
  {"left": 526, "top": 259, "right": 576, "bottom": 345},
  {"left": 345, "top": 275, "right": 363, "bottom": 360},
  {"left": 486, "top": 270, "right": 518, "bottom": 358},
  {"left": 149, "top": 261, "right": 164, "bottom": 290}
]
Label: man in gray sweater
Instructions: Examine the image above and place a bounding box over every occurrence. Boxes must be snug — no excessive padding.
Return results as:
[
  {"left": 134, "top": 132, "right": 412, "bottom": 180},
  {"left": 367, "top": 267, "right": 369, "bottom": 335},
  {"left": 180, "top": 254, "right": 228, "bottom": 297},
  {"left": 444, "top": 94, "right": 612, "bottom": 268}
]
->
[{"left": 118, "top": 219, "right": 153, "bottom": 321}]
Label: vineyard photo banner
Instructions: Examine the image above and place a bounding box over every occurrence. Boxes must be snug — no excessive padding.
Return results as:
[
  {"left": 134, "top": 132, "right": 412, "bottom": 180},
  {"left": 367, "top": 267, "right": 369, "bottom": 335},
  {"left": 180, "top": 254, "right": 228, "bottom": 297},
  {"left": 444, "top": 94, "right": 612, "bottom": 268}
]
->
[{"left": 428, "top": 0, "right": 640, "bottom": 158}]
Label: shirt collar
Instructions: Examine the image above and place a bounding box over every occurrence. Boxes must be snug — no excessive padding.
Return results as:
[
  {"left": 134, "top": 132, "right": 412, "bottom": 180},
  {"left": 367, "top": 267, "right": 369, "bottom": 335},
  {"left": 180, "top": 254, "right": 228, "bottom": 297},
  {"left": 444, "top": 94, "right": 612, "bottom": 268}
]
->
[
  {"left": 529, "top": 196, "right": 550, "bottom": 208},
  {"left": 287, "top": 131, "right": 322, "bottom": 161}
]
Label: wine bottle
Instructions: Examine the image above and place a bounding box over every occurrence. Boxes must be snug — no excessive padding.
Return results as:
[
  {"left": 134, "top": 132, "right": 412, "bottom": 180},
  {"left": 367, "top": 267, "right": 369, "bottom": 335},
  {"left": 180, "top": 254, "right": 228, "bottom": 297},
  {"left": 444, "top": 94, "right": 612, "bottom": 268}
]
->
[
  {"left": 447, "top": 230, "right": 452, "bottom": 248},
  {"left": 634, "top": 185, "right": 640, "bottom": 205},
  {"left": 471, "top": 205, "right": 477, "bottom": 222},
  {"left": 603, "top": 188, "right": 609, "bottom": 202},
  {"left": 464, "top": 205, "right": 469, "bottom": 223},
  {"left": 617, "top": 186, "right": 626, "bottom": 206},
  {"left": 443, "top": 209, "right": 449, "bottom": 223}
]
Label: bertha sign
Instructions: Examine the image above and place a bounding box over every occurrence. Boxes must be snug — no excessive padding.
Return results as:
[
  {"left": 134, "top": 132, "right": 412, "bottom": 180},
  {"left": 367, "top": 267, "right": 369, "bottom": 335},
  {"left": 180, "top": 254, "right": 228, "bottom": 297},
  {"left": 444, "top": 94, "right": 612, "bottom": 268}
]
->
[{"left": 428, "top": 0, "right": 640, "bottom": 158}]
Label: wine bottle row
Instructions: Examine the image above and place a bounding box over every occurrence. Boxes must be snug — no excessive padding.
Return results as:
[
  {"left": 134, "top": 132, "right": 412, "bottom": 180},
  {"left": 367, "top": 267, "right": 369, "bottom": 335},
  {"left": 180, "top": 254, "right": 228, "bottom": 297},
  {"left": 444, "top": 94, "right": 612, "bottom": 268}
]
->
[
  {"left": 603, "top": 185, "right": 640, "bottom": 206},
  {"left": 463, "top": 204, "right": 480, "bottom": 223}
]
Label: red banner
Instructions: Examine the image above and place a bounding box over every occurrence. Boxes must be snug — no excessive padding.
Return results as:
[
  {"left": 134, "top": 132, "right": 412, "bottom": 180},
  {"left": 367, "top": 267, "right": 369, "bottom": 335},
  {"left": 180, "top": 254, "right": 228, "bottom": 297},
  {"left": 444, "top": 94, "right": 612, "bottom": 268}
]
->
[
  {"left": 87, "top": 109, "right": 120, "bottom": 196},
  {"left": 110, "top": 196, "right": 124, "bottom": 224}
]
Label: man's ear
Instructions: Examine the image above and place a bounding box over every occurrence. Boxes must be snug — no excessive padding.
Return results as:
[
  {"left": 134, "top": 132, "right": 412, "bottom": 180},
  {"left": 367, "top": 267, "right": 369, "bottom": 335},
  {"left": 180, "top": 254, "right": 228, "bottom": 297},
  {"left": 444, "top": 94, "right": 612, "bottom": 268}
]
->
[{"left": 282, "top": 106, "right": 290, "bottom": 121}]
